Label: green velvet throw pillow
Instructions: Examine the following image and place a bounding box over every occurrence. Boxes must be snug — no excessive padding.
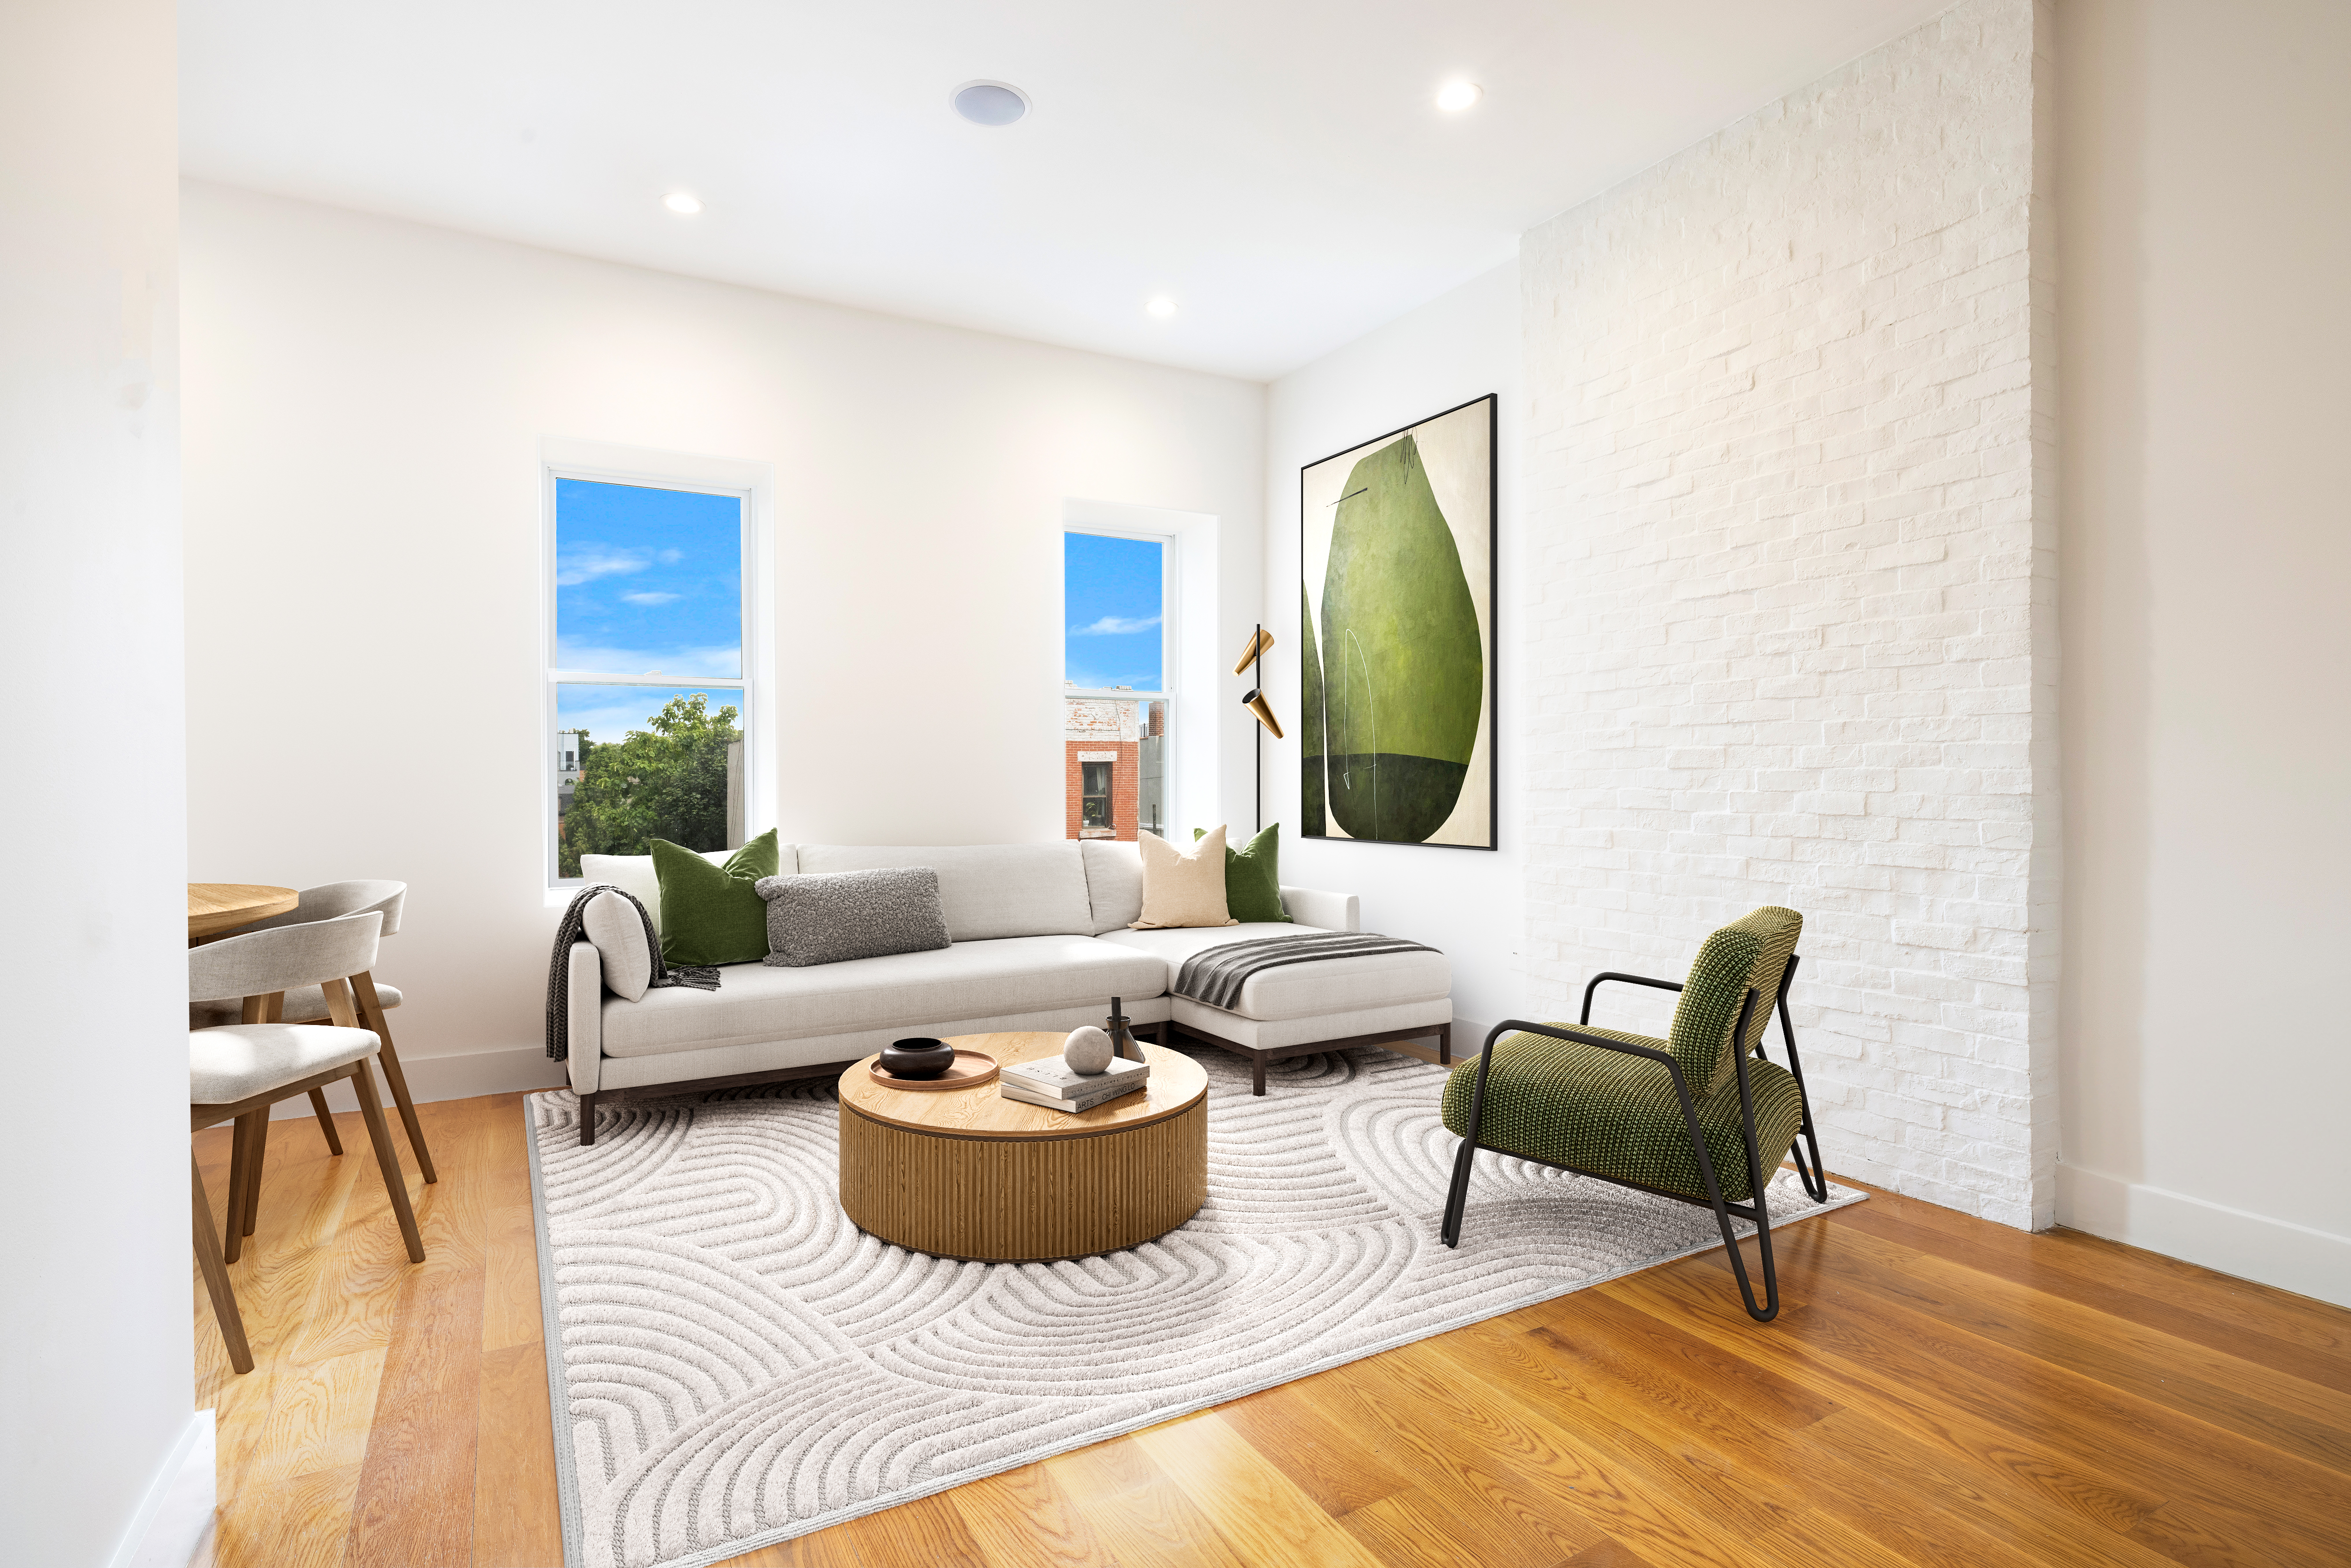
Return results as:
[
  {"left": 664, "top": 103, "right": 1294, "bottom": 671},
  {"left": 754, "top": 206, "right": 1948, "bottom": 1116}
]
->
[
  {"left": 650, "top": 830, "right": 780, "bottom": 966},
  {"left": 1194, "top": 823, "right": 1289, "bottom": 924}
]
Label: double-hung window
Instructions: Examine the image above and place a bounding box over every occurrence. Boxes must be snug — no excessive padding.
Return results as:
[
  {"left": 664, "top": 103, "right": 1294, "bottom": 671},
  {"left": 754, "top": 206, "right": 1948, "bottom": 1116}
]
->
[
  {"left": 548, "top": 474, "right": 753, "bottom": 884},
  {"left": 1063, "top": 530, "right": 1171, "bottom": 840}
]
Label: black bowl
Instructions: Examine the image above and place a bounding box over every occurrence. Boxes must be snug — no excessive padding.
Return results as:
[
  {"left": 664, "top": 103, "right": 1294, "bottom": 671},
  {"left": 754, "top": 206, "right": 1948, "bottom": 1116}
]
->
[{"left": 879, "top": 1037, "right": 955, "bottom": 1079}]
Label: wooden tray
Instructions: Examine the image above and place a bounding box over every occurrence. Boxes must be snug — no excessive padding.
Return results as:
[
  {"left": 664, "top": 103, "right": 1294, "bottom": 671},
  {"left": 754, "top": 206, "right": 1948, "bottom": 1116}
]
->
[{"left": 865, "top": 1050, "right": 999, "bottom": 1092}]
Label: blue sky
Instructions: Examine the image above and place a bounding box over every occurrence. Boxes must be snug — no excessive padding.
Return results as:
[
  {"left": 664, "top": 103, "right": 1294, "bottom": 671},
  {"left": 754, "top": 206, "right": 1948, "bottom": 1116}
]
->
[
  {"left": 1065, "top": 532, "right": 1163, "bottom": 689},
  {"left": 555, "top": 479, "right": 745, "bottom": 744},
  {"left": 556, "top": 479, "right": 742, "bottom": 677},
  {"left": 557, "top": 683, "right": 742, "bottom": 746}
]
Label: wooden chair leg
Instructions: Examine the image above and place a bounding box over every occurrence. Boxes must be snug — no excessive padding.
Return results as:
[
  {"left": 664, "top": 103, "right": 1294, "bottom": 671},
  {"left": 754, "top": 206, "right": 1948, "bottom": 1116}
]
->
[
  {"left": 222, "top": 1114, "right": 254, "bottom": 1265},
  {"left": 307, "top": 1088, "right": 343, "bottom": 1155},
  {"left": 192, "top": 1154, "right": 253, "bottom": 1374},
  {"left": 1438, "top": 1023, "right": 1452, "bottom": 1066},
  {"left": 353, "top": 971, "right": 434, "bottom": 1183},
  {"left": 350, "top": 1061, "right": 426, "bottom": 1263},
  {"left": 241, "top": 1111, "right": 268, "bottom": 1239},
  {"left": 223, "top": 991, "right": 293, "bottom": 1251},
  {"left": 1252, "top": 1051, "right": 1268, "bottom": 1096},
  {"left": 579, "top": 1092, "right": 598, "bottom": 1147}
]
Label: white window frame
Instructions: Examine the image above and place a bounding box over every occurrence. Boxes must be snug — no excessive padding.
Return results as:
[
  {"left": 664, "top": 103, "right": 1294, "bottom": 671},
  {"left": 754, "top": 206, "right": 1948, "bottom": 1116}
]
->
[
  {"left": 541, "top": 439, "right": 776, "bottom": 892},
  {"left": 1063, "top": 525, "right": 1176, "bottom": 836}
]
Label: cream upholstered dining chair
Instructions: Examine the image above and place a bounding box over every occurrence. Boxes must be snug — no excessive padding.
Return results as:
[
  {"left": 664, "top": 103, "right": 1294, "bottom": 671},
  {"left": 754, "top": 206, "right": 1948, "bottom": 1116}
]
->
[
  {"left": 190, "top": 910, "right": 426, "bottom": 1373},
  {"left": 189, "top": 880, "right": 434, "bottom": 1186}
]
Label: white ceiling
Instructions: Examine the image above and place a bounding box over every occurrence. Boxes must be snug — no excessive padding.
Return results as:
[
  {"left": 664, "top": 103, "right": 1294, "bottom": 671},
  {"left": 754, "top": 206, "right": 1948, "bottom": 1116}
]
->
[{"left": 181, "top": 0, "right": 1956, "bottom": 381}]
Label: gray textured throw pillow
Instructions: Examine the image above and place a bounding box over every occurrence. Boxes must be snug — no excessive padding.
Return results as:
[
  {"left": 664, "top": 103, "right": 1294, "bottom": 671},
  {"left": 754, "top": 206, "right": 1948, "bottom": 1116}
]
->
[{"left": 755, "top": 867, "right": 951, "bottom": 967}]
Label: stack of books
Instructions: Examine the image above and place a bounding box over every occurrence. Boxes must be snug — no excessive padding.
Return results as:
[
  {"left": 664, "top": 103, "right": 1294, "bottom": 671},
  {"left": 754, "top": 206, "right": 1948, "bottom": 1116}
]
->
[{"left": 1000, "top": 1053, "right": 1151, "bottom": 1112}]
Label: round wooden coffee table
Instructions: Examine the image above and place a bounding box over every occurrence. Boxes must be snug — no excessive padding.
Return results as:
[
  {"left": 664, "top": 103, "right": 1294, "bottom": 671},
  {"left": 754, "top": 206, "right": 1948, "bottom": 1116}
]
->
[{"left": 837, "top": 1030, "right": 1208, "bottom": 1262}]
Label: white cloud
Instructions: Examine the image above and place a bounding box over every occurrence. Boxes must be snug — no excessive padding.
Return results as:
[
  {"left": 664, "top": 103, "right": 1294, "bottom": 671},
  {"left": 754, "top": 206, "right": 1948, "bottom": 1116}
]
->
[
  {"left": 554, "top": 547, "right": 650, "bottom": 586},
  {"left": 1069, "top": 614, "right": 1163, "bottom": 636},
  {"left": 555, "top": 638, "right": 742, "bottom": 678},
  {"left": 620, "top": 591, "right": 682, "bottom": 606}
]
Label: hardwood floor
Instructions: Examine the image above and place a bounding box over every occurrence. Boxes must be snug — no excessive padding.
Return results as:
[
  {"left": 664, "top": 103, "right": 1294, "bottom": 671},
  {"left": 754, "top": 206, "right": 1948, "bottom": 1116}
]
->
[{"left": 191, "top": 1087, "right": 2351, "bottom": 1568}]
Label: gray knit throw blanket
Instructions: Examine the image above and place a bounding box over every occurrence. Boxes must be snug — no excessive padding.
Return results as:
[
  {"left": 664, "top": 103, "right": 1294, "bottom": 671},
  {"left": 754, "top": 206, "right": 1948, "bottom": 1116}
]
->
[
  {"left": 544, "top": 884, "right": 720, "bottom": 1062},
  {"left": 1174, "top": 930, "right": 1437, "bottom": 1013}
]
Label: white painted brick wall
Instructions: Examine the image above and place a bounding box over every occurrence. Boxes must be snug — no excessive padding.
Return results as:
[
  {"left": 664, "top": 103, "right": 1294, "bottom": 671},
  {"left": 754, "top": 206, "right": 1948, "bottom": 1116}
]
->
[{"left": 1519, "top": 0, "right": 2059, "bottom": 1228}]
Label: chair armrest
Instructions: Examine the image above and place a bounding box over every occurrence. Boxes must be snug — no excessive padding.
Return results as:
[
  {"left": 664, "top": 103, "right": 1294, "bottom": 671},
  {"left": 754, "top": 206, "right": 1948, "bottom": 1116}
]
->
[
  {"left": 1486, "top": 1019, "right": 1682, "bottom": 1073},
  {"left": 567, "top": 940, "right": 603, "bottom": 1096},
  {"left": 1580, "top": 970, "right": 1683, "bottom": 1025},
  {"left": 1279, "top": 885, "right": 1359, "bottom": 932}
]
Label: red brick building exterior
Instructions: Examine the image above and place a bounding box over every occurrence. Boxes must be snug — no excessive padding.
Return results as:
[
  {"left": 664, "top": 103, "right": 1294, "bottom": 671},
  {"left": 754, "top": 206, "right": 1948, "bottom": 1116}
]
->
[
  {"left": 1064, "top": 696, "right": 1163, "bottom": 840},
  {"left": 1065, "top": 739, "right": 1139, "bottom": 839}
]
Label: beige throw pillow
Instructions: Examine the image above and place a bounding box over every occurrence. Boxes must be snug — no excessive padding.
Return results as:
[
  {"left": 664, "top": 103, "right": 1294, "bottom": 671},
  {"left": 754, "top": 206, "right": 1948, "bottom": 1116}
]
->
[{"left": 1131, "top": 827, "right": 1239, "bottom": 930}]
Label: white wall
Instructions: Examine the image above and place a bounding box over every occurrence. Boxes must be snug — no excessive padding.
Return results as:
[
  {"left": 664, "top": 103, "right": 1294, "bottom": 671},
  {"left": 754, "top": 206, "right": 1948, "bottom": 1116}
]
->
[
  {"left": 0, "top": 2, "right": 200, "bottom": 1563},
  {"left": 2055, "top": 0, "right": 2351, "bottom": 1306},
  {"left": 181, "top": 183, "right": 1264, "bottom": 1102},
  {"left": 1517, "top": 0, "right": 2060, "bottom": 1228},
  {"left": 1263, "top": 262, "right": 1525, "bottom": 1040}
]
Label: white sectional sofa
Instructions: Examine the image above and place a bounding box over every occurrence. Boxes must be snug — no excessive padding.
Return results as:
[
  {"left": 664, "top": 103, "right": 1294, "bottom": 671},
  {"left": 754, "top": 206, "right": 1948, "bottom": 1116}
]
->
[{"left": 564, "top": 840, "right": 1453, "bottom": 1142}]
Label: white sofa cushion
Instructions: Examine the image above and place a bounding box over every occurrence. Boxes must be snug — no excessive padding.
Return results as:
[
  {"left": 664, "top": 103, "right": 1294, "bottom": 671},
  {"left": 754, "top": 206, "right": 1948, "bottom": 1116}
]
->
[
  {"left": 1097, "top": 925, "right": 1452, "bottom": 1023},
  {"left": 1080, "top": 839, "right": 1145, "bottom": 934},
  {"left": 579, "top": 847, "right": 763, "bottom": 935},
  {"left": 581, "top": 890, "right": 654, "bottom": 1000},
  {"left": 793, "top": 843, "right": 1091, "bottom": 941},
  {"left": 599, "top": 934, "right": 1167, "bottom": 1058}
]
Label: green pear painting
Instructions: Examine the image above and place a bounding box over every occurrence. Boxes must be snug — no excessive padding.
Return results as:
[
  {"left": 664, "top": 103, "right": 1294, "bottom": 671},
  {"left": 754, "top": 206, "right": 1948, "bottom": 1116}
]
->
[
  {"left": 1300, "top": 395, "right": 1494, "bottom": 849},
  {"left": 1300, "top": 582, "right": 1328, "bottom": 836}
]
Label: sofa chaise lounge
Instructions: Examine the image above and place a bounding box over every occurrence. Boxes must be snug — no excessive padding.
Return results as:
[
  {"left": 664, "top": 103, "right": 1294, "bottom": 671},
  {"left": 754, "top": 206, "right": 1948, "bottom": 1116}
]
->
[{"left": 563, "top": 840, "right": 1453, "bottom": 1142}]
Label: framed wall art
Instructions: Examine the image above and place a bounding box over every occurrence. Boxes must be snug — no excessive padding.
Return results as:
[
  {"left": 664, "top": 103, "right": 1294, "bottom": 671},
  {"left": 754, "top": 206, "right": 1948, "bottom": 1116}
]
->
[{"left": 1300, "top": 394, "right": 1496, "bottom": 850}]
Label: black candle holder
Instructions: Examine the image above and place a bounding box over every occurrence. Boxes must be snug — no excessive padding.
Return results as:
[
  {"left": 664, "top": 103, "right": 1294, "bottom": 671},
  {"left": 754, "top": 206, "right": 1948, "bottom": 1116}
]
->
[{"left": 1105, "top": 998, "right": 1141, "bottom": 1061}]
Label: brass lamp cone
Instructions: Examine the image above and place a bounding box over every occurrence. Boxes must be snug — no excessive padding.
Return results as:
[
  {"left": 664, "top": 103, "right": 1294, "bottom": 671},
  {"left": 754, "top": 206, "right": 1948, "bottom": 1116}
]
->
[
  {"left": 1231, "top": 627, "right": 1275, "bottom": 675},
  {"left": 1242, "top": 687, "right": 1285, "bottom": 740}
]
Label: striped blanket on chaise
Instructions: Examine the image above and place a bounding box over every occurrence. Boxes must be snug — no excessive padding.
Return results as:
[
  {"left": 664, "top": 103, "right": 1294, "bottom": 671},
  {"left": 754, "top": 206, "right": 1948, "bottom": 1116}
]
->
[{"left": 1174, "top": 930, "right": 1437, "bottom": 1012}]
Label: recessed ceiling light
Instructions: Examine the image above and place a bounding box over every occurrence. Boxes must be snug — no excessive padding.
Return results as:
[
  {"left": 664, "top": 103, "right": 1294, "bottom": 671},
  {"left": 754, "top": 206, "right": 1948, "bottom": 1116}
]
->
[
  {"left": 1145, "top": 296, "right": 1177, "bottom": 319},
  {"left": 663, "top": 191, "right": 703, "bottom": 215},
  {"left": 952, "top": 81, "right": 1031, "bottom": 126},
  {"left": 1436, "top": 80, "right": 1483, "bottom": 113}
]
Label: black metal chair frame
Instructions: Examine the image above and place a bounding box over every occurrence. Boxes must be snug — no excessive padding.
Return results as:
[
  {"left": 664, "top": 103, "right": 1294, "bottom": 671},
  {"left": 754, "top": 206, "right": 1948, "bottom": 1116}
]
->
[{"left": 1440, "top": 954, "right": 1826, "bottom": 1322}]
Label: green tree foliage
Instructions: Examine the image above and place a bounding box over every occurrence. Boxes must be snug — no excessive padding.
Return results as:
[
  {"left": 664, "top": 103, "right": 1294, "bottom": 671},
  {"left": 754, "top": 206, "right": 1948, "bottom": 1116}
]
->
[{"left": 558, "top": 693, "right": 740, "bottom": 877}]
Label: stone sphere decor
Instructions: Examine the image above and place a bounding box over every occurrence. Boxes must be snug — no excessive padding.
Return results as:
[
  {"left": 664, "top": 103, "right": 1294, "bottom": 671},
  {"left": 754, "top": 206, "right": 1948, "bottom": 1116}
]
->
[{"left": 1062, "top": 1025, "right": 1114, "bottom": 1074}]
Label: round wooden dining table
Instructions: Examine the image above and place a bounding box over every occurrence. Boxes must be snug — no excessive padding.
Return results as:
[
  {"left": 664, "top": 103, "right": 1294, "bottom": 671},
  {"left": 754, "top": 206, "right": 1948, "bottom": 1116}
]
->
[{"left": 187, "top": 883, "right": 299, "bottom": 942}]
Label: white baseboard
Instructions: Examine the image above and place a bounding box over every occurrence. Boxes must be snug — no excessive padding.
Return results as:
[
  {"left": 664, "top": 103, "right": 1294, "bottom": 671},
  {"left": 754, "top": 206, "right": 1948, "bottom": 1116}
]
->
[
  {"left": 2057, "top": 1163, "right": 2351, "bottom": 1309},
  {"left": 110, "top": 1410, "right": 214, "bottom": 1568},
  {"left": 267, "top": 1044, "right": 564, "bottom": 1119}
]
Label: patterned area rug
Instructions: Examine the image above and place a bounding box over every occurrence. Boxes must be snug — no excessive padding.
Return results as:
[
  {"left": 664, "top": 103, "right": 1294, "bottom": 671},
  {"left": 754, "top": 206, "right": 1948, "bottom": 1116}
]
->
[{"left": 526, "top": 1044, "right": 1864, "bottom": 1568}]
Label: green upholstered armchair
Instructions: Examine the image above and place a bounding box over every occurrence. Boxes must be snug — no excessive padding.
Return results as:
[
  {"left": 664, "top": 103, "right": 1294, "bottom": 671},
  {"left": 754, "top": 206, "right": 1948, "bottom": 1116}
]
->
[{"left": 1439, "top": 907, "right": 1827, "bottom": 1322}]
